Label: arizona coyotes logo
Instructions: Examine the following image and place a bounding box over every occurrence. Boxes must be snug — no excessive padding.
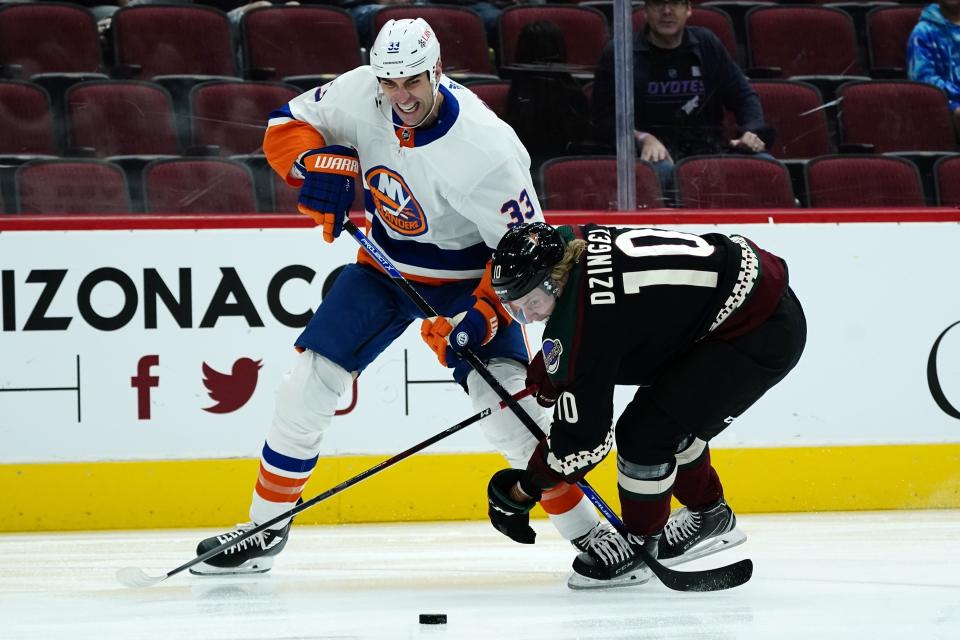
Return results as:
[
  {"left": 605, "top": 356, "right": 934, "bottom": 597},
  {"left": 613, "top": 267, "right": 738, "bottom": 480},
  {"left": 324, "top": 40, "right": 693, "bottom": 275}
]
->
[{"left": 365, "top": 166, "right": 428, "bottom": 236}]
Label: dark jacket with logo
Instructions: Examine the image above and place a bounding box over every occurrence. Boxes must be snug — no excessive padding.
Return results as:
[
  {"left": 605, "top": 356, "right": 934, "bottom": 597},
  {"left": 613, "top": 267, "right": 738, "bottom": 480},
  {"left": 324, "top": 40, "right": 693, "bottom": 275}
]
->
[{"left": 592, "top": 26, "right": 769, "bottom": 158}]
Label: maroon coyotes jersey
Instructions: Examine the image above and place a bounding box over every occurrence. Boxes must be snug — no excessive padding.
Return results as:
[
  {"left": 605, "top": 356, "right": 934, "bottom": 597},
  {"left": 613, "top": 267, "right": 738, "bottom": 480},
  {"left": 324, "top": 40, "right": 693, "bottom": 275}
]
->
[{"left": 533, "top": 223, "right": 786, "bottom": 482}]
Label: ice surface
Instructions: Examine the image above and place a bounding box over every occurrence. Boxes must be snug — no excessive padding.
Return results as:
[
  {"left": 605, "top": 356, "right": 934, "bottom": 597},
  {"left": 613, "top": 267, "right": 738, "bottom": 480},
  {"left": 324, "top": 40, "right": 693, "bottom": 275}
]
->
[{"left": 1, "top": 511, "right": 958, "bottom": 640}]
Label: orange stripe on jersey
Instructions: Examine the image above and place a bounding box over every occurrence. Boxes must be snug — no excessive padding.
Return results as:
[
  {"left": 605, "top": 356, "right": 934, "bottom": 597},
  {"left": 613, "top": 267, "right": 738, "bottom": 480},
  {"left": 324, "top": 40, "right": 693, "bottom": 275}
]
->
[
  {"left": 263, "top": 120, "right": 326, "bottom": 186},
  {"left": 540, "top": 483, "right": 586, "bottom": 515}
]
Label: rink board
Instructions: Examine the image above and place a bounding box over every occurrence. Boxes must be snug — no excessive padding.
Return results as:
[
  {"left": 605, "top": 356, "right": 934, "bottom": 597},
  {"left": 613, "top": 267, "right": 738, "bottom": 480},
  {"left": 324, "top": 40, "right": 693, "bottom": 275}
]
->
[{"left": 1, "top": 210, "right": 959, "bottom": 531}]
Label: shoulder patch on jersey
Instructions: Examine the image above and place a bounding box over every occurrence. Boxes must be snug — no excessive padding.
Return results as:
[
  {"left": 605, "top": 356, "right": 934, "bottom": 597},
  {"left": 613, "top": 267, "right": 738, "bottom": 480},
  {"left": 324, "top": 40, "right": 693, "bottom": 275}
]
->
[
  {"left": 366, "top": 166, "right": 428, "bottom": 236},
  {"left": 542, "top": 338, "right": 563, "bottom": 375}
]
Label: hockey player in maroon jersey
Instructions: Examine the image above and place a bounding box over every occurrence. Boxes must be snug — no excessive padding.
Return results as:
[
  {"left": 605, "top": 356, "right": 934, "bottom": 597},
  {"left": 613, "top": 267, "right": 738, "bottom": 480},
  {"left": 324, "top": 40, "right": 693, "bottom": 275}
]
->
[{"left": 484, "top": 221, "right": 807, "bottom": 589}]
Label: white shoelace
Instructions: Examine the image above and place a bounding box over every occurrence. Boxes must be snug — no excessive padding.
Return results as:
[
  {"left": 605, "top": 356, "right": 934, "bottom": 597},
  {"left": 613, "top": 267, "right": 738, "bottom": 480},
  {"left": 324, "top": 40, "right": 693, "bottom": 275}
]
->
[
  {"left": 664, "top": 509, "right": 701, "bottom": 545},
  {"left": 215, "top": 523, "right": 269, "bottom": 555},
  {"left": 582, "top": 525, "right": 635, "bottom": 566}
]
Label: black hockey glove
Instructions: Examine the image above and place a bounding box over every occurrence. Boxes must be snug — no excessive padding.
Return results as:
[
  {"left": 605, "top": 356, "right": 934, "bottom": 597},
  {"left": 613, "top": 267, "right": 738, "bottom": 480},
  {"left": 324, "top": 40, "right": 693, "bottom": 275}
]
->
[{"left": 487, "top": 468, "right": 543, "bottom": 544}]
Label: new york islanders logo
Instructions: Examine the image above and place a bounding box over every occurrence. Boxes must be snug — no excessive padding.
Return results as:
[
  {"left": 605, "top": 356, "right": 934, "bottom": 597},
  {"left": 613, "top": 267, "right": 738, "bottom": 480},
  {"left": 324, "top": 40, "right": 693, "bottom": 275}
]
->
[
  {"left": 366, "top": 166, "right": 428, "bottom": 236},
  {"left": 542, "top": 338, "right": 563, "bottom": 375}
]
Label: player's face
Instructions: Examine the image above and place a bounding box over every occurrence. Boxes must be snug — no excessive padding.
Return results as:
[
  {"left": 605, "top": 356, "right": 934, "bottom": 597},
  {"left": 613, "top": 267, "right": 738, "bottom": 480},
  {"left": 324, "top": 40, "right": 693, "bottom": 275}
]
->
[
  {"left": 504, "top": 287, "right": 557, "bottom": 324},
  {"left": 378, "top": 71, "right": 436, "bottom": 127}
]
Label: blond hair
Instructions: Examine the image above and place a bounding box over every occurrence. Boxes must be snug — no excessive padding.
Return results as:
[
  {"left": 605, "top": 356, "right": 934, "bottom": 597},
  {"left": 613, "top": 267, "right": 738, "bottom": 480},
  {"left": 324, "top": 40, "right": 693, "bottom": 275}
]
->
[{"left": 550, "top": 238, "right": 586, "bottom": 287}]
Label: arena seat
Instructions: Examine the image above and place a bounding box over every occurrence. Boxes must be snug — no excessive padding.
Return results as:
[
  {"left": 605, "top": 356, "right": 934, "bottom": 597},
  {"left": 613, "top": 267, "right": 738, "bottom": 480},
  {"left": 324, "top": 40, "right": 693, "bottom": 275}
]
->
[
  {"left": 111, "top": 5, "right": 237, "bottom": 79},
  {"left": 805, "top": 155, "right": 925, "bottom": 207},
  {"left": 464, "top": 80, "right": 512, "bottom": 119},
  {"left": 836, "top": 80, "right": 958, "bottom": 153},
  {"left": 752, "top": 80, "right": 832, "bottom": 159},
  {"left": 675, "top": 155, "right": 796, "bottom": 208},
  {"left": 241, "top": 6, "right": 362, "bottom": 84},
  {"left": 15, "top": 159, "right": 131, "bottom": 214},
  {"left": 189, "top": 80, "right": 299, "bottom": 156},
  {"left": 539, "top": 156, "right": 664, "bottom": 210},
  {"left": 0, "top": 2, "right": 103, "bottom": 77},
  {"left": 65, "top": 81, "right": 179, "bottom": 157},
  {"left": 866, "top": 5, "right": 924, "bottom": 78},
  {"left": 934, "top": 155, "right": 960, "bottom": 207},
  {"left": 498, "top": 5, "right": 607, "bottom": 68},
  {"left": 746, "top": 7, "right": 863, "bottom": 77},
  {"left": 0, "top": 81, "right": 58, "bottom": 156},
  {"left": 142, "top": 158, "right": 258, "bottom": 214}
]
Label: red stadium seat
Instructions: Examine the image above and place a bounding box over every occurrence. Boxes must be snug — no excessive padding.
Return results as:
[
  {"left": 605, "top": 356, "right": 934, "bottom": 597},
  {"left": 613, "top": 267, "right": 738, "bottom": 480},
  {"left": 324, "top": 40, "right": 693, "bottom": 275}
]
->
[
  {"left": 539, "top": 156, "right": 664, "bottom": 210},
  {"left": 675, "top": 155, "right": 796, "bottom": 208},
  {"left": 0, "top": 3, "right": 102, "bottom": 77},
  {"left": 498, "top": 5, "right": 607, "bottom": 68},
  {"left": 142, "top": 158, "right": 258, "bottom": 214},
  {"left": 751, "top": 80, "right": 831, "bottom": 159},
  {"left": 836, "top": 80, "right": 958, "bottom": 153},
  {"left": 633, "top": 6, "right": 738, "bottom": 60},
  {"left": 374, "top": 6, "right": 494, "bottom": 78},
  {"left": 934, "top": 156, "right": 960, "bottom": 207},
  {"left": 465, "top": 80, "right": 512, "bottom": 119},
  {"left": 111, "top": 5, "right": 237, "bottom": 79},
  {"left": 240, "top": 6, "right": 362, "bottom": 82},
  {"left": 190, "top": 81, "right": 300, "bottom": 156},
  {"left": 65, "top": 81, "right": 179, "bottom": 157},
  {"left": 0, "top": 81, "right": 57, "bottom": 156},
  {"left": 15, "top": 159, "right": 131, "bottom": 214},
  {"left": 746, "top": 7, "right": 863, "bottom": 77},
  {"left": 805, "top": 155, "right": 925, "bottom": 207},
  {"left": 867, "top": 6, "right": 924, "bottom": 77}
]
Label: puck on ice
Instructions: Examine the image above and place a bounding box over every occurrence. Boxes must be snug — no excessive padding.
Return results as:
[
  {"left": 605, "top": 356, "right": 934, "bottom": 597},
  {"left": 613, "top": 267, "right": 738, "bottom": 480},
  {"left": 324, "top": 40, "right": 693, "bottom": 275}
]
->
[{"left": 419, "top": 613, "right": 447, "bottom": 624}]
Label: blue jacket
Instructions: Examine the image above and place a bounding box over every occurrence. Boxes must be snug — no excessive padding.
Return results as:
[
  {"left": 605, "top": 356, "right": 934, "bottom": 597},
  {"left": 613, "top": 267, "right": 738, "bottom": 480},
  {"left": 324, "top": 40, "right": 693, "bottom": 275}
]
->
[
  {"left": 592, "top": 26, "right": 768, "bottom": 157},
  {"left": 907, "top": 4, "right": 960, "bottom": 112}
]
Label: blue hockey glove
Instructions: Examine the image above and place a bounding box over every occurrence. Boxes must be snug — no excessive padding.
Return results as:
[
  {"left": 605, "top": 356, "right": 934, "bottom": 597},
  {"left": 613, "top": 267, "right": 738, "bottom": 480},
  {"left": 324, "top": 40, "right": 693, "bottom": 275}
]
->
[{"left": 294, "top": 146, "right": 359, "bottom": 243}]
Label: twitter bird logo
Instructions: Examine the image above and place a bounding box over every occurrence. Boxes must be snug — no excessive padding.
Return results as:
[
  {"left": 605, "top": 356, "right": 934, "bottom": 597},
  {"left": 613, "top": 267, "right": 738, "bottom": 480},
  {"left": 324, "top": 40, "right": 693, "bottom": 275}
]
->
[{"left": 202, "top": 357, "right": 263, "bottom": 414}]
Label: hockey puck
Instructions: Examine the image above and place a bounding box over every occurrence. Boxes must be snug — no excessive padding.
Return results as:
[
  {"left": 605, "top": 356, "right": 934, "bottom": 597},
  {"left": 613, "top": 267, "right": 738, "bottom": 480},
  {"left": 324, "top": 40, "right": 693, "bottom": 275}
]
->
[{"left": 419, "top": 613, "right": 447, "bottom": 625}]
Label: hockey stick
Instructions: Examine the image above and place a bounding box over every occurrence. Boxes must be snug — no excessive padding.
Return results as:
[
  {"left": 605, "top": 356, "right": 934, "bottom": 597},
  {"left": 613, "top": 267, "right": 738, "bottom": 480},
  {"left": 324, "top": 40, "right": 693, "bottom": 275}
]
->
[
  {"left": 345, "top": 220, "right": 752, "bottom": 592},
  {"left": 116, "top": 386, "right": 533, "bottom": 588}
]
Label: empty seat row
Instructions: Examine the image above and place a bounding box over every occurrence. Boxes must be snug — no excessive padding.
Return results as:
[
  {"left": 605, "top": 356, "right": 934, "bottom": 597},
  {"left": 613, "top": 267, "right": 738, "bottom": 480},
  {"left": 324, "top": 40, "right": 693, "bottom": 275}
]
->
[
  {"left": 1, "top": 157, "right": 316, "bottom": 215},
  {"left": 0, "top": 2, "right": 931, "bottom": 85},
  {"left": 538, "top": 154, "right": 960, "bottom": 209},
  {"left": 0, "top": 79, "right": 299, "bottom": 158},
  {"left": 3, "top": 76, "right": 957, "bottom": 170},
  {"left": 5, "top": 154, "right": 958, "bottom": 215}
]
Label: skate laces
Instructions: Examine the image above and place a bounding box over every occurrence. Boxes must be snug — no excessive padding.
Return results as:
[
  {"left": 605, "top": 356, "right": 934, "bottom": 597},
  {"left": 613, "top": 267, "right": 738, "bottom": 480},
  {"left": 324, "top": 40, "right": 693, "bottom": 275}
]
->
[
  {"left": 216, "top": 523, "right": 272, "bottom": 555},
  {"left": 579, "top": 524, "right": 635, "bottom": 567},
  {"left": 664, "top": 508, "right": 701, "bottom": 545}
]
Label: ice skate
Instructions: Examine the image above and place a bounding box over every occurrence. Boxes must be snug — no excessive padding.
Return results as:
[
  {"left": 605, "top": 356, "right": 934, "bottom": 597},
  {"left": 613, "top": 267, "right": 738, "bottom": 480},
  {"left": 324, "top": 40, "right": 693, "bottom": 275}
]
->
[
  {"left": 190, "top": 519, "right": 292, "bottom": 576},
  {"left": 567, "top": 522, "right": 656, "bottom": 590},
  {"left": 657, "top": 498, "right": 746, "bottom": 567}
]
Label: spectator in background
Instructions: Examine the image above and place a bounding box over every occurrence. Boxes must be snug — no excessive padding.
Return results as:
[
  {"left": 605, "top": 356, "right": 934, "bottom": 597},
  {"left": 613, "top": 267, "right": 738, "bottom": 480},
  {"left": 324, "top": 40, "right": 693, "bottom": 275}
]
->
[
  {"left": 907, "top": 0, "right": 960, "bottom": 134},
  {"left": 503, "top": 20, "right": 591, "bottom": 170},
  {"left": 591, "top": 0, "right": 773, "bottom": 201}
]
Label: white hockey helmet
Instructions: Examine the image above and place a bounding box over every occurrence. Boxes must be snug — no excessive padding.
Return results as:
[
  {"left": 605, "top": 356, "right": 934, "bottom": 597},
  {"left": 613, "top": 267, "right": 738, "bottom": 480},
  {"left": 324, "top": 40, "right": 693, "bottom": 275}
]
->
[{"left": 370, "top": 18, "right": 442, "bottom": 90}]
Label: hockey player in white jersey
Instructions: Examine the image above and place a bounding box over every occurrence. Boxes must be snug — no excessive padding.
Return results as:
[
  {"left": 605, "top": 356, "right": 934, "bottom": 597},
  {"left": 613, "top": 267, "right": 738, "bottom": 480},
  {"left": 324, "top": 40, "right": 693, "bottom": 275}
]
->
[{"left": 192, "top": 18, "right": 611, "bottom": 579}]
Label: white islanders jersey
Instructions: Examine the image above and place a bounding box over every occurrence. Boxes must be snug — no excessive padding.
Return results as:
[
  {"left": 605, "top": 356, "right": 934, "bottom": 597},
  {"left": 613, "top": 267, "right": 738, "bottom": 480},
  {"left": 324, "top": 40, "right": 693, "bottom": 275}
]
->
[{"left": 267, "top": 66, "right": 545, "bottom": 282}]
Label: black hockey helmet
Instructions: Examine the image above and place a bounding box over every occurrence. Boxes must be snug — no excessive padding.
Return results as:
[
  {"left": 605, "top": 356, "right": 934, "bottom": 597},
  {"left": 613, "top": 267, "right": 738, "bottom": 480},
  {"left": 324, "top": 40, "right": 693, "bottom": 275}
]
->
[{"left": 491, "top": 222, "right": 566, "bottom": 302}]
